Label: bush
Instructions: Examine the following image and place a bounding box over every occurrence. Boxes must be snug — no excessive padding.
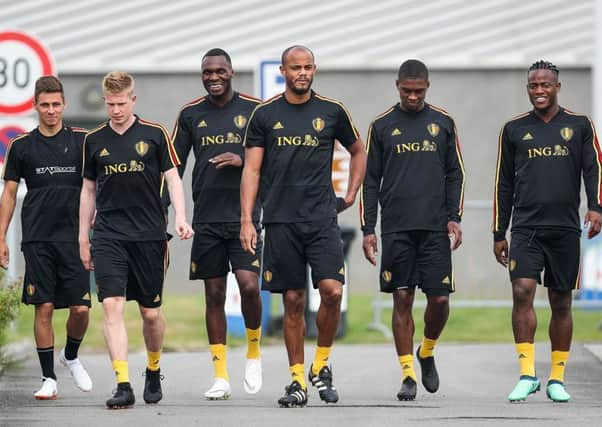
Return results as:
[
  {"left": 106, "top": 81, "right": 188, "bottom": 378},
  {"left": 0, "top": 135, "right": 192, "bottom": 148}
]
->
[{"left": 0, "top": 272, "right": 22, "bottom": 375}]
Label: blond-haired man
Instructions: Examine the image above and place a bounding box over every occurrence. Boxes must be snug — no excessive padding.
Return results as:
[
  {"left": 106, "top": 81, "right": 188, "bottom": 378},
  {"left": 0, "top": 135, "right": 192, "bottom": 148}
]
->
[{"left": 79, "top": 71, "right": 193, "bottom": 409}]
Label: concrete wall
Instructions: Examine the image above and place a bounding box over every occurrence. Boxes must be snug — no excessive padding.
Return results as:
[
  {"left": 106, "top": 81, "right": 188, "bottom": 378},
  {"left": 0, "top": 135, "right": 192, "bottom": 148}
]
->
[{"left": 48, "top": 68, "right": 592, "bottom": 296}]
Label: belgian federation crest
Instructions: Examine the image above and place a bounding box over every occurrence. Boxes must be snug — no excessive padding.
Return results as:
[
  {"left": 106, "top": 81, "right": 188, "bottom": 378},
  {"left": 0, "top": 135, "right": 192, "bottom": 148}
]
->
[
  {"left": 382, "top": 271, "right": 392, "bottom": 283},
  {"left": 560, "top": 127, "right": 573, "bottom": 142},
  {"left": 263, "top": 270, "right": 273, "bottom": 282},
  {"left": 312, "top": 117, "right": 325, "bottom": 132},
  {"left": 27, "top": 284, "right": 35, "bottom": 296},
  {"left": 427, "top": 123, "right": 440, "bottom": 137},
  {"left": 135, "top": 140, "right": 149, "bottom": 156},
  {"left": 234, "top": 115, "right": 247, "bottom": 129}
]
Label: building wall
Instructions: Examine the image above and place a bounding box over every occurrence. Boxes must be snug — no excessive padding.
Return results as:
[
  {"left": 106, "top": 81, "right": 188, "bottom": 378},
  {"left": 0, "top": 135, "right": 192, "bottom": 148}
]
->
[{"left": 50, "top": 68, "right": 592, "bottom": 296}]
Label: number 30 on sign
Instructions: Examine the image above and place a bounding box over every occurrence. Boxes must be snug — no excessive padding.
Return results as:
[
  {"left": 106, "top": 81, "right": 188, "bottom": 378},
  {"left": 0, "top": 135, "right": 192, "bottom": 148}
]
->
[{"left": 0, "top": 31, "right": 55, "bottom": 115}]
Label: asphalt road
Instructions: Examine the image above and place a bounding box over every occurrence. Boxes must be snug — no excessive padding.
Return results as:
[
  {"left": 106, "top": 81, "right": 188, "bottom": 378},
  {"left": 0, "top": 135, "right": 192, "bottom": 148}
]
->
[{"left": 1, "top": 343, "right": 601, "bottom": 426}]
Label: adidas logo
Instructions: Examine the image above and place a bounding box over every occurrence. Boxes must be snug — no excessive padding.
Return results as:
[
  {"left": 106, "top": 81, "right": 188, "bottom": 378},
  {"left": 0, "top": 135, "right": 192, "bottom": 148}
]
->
[
  {"left": 252, "top": 259, "right": 260, "bottom": 267},
  {"left": 99, "top": 148, "right": 110, "bottom": 157},
  {"left": 338, "top": 267, "right": 345, "bottom": 275},
  {"left": 441, "top": 276, "right": 450, "bottom": 284},
  {"left": 391, "top": 128, "right": 401, "bottom": 136},
  {"left": 557, "top": 361, "right": 565, "bottom": 366},
  {"left": 198, "top": 120, "right": 207, "bottom": 127},
  {"left": 403, "top": 364, "right": 410, "bottom": 369},
  {"left": 273, "top": 121, "right": 284, "bottom": 129},
  {"left": 518, "top": 353, "right": 527, "bottom": 359},
  {"left": 522, "top": 132, "right": 534, "bottom": 141},
  {"left": 212, "top": 355, "right": 220, "bottom": 362},
  {"left": 250, "top": 338, "right": 259, "bottom": 342},
  {"left": 153, "top": 294, "right": 161, "bottom": 303},
  {"left": 82, "top": 292, "right": 91, "bottom": 301}
]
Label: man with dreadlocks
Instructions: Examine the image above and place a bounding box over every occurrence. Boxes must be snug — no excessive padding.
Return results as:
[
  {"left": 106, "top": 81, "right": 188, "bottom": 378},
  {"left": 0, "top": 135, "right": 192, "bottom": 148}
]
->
[{"left": 493, "top": 60, "right": 602, "bottom": 403}]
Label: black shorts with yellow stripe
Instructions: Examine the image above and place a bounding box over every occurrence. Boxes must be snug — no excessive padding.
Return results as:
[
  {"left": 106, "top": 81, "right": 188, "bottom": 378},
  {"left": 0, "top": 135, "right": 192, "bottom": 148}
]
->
[
  {"left": 508, "top": 228, "right": 580, "bottom": 291},
  {"left": 92, "top": 239, "right": 169, "bottom": 308},
  {"left": 261, "top": 218, "right": 345, "bottom": 293},
  {"left": 380, "top": 230, "right": 454, "bottom": 296},
  {"left": 189, "top": 222, "right": 262, "bottom": 280},
  {"left": 21, "top": 242, "right": 91, "bottom": 309}
]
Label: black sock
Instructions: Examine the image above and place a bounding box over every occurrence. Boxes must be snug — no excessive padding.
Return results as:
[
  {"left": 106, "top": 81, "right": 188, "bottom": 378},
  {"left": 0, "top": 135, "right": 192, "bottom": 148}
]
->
[
  {"left": 65, "top": 336, "right": 83, "bottom": 360},
  {"left": 37, "top": 347, "right": 56, "bottom": 380}
]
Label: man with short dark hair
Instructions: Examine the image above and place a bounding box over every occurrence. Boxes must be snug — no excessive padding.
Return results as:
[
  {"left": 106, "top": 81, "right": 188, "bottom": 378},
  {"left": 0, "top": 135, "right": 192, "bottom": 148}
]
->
[
  {"left": 494, "top": 60, "right": 602, "bottom": 403},
  {"left": 169, "top": 48, "right": 263, "bottom": 400},
  {"left": 0, "top": 75, "right": 93, "bottom": 400},
  {"left": 361, "top": 59, "right": 465, "bottom": 401},
  {"left": 79, "top": 71, "right": 193, "bottom": 409},
  {"left": 241, "top": 45, "right": 366, "bottom": 407}
]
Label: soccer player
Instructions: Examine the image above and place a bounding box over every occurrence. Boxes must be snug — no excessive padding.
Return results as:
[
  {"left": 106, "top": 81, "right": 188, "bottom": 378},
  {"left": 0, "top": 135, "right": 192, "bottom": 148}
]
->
[
  {"left": 79, "top": 71, "right": 193, "bottom": 409},
  {"left": 360, "top": 60, "right": 465, "bottom": 401},
  {"left": 0, "top": 76, "right": 93, "bottom": 399},
  {"left": 169, "top": 48, "right": 263, "bottom": 400},
  {"left": 493, "top": 60, "right": 602, "bottom": 402},
  {"left": 240, "top": 45, "right": 366, "bottom": 407}
]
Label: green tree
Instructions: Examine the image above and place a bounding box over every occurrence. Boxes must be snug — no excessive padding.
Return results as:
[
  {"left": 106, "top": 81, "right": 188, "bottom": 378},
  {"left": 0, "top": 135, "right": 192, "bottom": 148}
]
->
[{"left": 0, "top": 269, "right": 21, "bottom": 375}]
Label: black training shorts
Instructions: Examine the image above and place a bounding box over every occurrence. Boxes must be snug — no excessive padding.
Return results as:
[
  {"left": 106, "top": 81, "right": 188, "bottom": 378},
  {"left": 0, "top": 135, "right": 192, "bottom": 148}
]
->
[
  {"left": 21, "top": 242, "right": 91, "bottom": 309},
  {"left": 92, "top": 239, "right": 169, "bottom": 308},
  {"left": 261, "top": 218, "right": 345, "bottom": 293},
  {"left": 380, "top": 230, "right": 454, "bottom": 296}
]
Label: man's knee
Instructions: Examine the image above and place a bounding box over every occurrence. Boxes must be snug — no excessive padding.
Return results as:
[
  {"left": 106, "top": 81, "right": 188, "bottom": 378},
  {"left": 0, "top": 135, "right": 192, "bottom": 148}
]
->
[
  {"left": 140, "top": 307, "right": 162, "bottom": 324},
  {"left": 426, "top": 294, "right": 449, "bottom": 310},
  {"left": 35, "top": 303, "right": 54, "bottom": 322},
  {"left": 69, "top": 305, "right": 89, "bottom": 319},
  {"left": 319, "top": 282, "right": 342, "bottom": 308},
  {"left": 549, "top": 290, "right": 572, "bottom": 314}
]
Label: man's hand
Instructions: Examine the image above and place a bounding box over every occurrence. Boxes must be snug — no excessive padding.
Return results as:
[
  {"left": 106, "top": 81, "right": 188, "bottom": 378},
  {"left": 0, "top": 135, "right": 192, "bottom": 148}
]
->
[
  {"left": 240, "top": 221, "right": 258, "bottom": 255},
  {"left": 362, "top": 234, "right": 378, "bottom": 266},
  {"left": 0, "top": 239, "right": 9, "bottom": 269},
  {"left": 209, "top": 152, "right": 243, "bottom": 169},
  {"left": 174, "top": 216, "right": 194, "bottom": 240},
  {"left": 447, "top": 221, "right": 462, "bottom": 251},
  {"left": 79, "top": 240, "right": 94, "bottom": 271},
  {"left": 494, "top": 239, "right": 509, "bottom": 267},
  {"left": 584, "top": 210, "right": 602, "bottom": 239}
]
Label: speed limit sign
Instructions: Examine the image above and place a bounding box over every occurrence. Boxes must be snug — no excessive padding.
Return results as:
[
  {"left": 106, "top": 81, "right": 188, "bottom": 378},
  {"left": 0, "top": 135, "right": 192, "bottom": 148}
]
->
[{"left": 0, "top": 31, "right": 55, "bottom": 115}]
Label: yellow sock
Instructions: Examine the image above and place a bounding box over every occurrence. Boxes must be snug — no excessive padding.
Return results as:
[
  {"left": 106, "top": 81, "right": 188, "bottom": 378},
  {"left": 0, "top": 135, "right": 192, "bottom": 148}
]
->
[
  {"left": 147, "top": 350, "right": 161, "bottom": 372},
  {"left": 290, "top": 363, "right": 306, "bottom": 389},
  {"left": 419, "top": 337, "right": 437, "bottom": 358},
  {"left": 311, "top": 346, "right": 332, "bottom": 375},
  {"left": 549, "top": 351, "right": 569, "bottom": 383},
  {"left": 516, "top": 342, "right": 535, "bottom": 377},
  {"left": 246, "top": 327, "right": 261, "bottom": 359},
  {"left": 112, "top": 360, "right": 129, "bottom": 384},
  {"left": 209, "top": 344, "right": 229, "bottom": 380},
  {"left": 399, "top": 354, "right": 417, "bottom": 381}
]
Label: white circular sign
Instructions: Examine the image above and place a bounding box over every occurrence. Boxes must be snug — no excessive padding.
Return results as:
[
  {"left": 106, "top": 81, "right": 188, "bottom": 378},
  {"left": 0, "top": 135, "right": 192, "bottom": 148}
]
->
[{"left": 0, "top": 31, "right": 55, "bottom": 115}]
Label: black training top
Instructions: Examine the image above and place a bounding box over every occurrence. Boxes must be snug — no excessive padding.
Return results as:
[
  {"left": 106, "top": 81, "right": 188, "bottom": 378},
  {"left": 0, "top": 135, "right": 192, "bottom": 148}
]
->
[
  {"left": 3, "top": 126, "right": 85, "bottom": 242},
  {"left": 360, "top": 103, "right": 465, "bottom": 235},
  {"left": 493, "top": 107, "right": 602, "bottom": 240},
  {"left": 171, "top": 92, "right": 261, "bottom": 224},
  {"left": 83, "top": 116, "right": 179, "bottom": 241},
  {"left": 244, "top": 91, "right": 359, "bottom": 223}
]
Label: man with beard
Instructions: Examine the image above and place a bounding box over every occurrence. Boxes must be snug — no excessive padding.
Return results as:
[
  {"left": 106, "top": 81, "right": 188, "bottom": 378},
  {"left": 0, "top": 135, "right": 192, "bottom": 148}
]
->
[
  {"left": 169, "top": 48, "right": 263, "bottom": 399},
  {"left": 240, "top": 45, "right": 366, "bottom": 407},
  {"left": 494, "top": 60, "right": 602, "bottom": 402}
]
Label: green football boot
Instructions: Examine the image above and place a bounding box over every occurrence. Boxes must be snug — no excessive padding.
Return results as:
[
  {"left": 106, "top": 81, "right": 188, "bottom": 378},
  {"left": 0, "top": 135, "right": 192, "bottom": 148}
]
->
[
  {"left": 508, "top": 375, "right": 540, "bottom": 402},
  {"left": 546, "top": 380, "right": 570, "bottom": 402}
]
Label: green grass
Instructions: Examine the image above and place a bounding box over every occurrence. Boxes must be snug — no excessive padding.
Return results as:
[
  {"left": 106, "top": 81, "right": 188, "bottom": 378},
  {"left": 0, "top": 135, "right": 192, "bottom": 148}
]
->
[{"left": 7, "top": 293, "right": 602, "bottom": 352}]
